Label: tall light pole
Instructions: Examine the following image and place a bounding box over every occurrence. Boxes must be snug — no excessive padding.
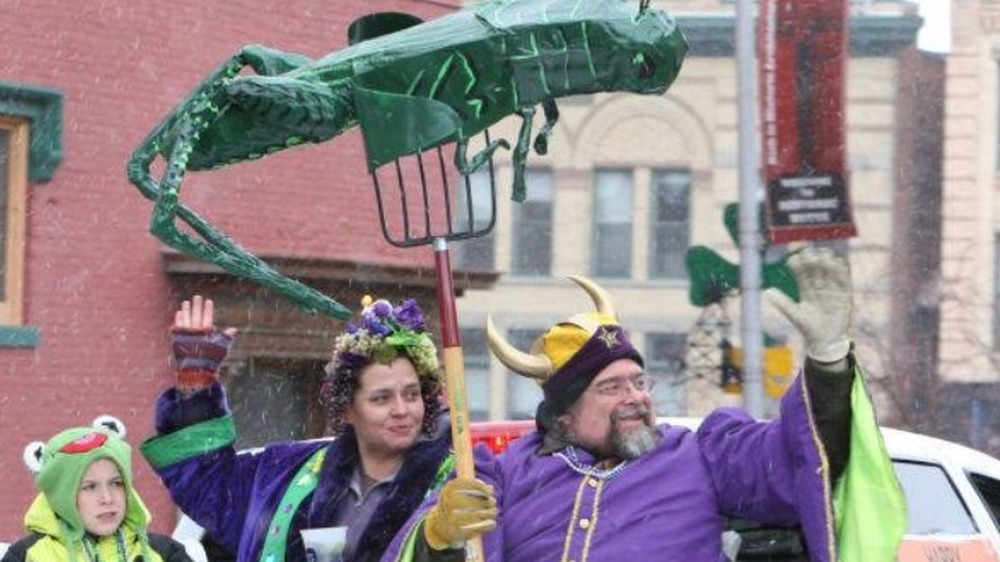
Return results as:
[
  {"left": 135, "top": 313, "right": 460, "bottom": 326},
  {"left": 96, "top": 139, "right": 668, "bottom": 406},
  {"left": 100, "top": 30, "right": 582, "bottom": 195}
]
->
[{"left": 736, "top": 0, "right": 766, "bottom": 418}]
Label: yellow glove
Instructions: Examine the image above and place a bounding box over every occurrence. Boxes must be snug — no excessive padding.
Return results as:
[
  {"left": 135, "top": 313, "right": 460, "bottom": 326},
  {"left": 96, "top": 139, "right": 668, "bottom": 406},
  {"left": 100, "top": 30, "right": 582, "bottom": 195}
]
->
[{"left": 424, "top": 477, "right": 497, "bottom": 551}]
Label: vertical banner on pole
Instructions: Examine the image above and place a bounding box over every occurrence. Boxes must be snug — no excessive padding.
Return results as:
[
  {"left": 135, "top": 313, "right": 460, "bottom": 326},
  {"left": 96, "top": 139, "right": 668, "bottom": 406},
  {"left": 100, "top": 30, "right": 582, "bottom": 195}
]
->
[{"left": 759, "top": 0, "right": 857, "bottom": 243}]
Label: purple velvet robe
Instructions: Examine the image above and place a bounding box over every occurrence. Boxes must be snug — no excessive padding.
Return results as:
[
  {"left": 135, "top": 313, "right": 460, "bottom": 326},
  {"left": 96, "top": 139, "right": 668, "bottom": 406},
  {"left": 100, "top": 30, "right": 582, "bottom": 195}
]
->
[{"left": 382, "top": 372, "right": 837, "bottom": 562}]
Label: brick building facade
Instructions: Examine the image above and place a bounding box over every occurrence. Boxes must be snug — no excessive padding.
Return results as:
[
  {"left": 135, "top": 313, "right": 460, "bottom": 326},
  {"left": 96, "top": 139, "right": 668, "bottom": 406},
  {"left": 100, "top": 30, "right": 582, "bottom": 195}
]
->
[
  {"left": 0, "top": 0, "right": 487, "bottom": 537},
  {"left": 0, "top": 0, "right": 937, "bottom": 541}
]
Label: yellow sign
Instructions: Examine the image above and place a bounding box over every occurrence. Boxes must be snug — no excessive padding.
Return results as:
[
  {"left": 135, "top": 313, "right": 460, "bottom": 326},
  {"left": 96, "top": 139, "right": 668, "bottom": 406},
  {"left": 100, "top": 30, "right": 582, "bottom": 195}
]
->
[{"left": 729, "top": 346, "right": 794, "bottom": 398}]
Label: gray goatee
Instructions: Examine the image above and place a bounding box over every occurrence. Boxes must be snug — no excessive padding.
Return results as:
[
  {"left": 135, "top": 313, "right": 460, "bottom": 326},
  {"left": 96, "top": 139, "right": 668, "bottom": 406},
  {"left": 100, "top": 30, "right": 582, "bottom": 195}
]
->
[{"left": 610, "top": 406, "right": 661, "bottom": 460}]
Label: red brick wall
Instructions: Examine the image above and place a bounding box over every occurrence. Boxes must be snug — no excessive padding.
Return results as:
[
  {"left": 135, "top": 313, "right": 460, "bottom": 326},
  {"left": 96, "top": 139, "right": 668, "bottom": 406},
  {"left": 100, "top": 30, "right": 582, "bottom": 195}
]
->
[{"left": 0, "top": 0, "right": 460, "bottom": 538}]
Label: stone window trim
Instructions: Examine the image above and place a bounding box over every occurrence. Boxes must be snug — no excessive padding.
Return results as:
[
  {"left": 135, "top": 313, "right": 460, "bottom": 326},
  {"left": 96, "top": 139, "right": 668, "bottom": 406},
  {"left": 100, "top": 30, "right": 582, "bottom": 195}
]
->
[
  {"left": 0, "top": 82, "right": 62, "bottom": 348},
  {"left": 0, "top": 81, "right": 63, "bottom": 183}
]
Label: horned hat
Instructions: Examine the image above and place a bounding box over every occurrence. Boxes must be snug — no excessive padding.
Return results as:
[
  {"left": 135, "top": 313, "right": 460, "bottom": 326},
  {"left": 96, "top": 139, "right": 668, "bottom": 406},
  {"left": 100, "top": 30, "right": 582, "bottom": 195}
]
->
[{"left": 487, "top": 276, "right": 644, "bottom": 417}]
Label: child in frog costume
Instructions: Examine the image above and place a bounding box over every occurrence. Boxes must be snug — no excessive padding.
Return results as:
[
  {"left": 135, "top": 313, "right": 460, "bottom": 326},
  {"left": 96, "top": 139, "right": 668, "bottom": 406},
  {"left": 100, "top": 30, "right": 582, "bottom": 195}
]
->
[{"left": 3, "top": 416, "right": 191, "bottom": 562}]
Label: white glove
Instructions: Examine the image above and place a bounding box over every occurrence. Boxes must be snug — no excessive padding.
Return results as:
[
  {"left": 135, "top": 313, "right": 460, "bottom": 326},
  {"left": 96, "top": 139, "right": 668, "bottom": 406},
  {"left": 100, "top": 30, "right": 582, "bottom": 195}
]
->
[{"left": 766, "top": 246, "right": 852, "bottom": 364}]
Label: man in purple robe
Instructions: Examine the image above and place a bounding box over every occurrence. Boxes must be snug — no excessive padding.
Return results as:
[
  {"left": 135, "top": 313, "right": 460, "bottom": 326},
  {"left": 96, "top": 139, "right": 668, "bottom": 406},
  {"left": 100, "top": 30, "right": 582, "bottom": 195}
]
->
[{"left": 381, "top": 246, "right": 905, "bottom": 562}]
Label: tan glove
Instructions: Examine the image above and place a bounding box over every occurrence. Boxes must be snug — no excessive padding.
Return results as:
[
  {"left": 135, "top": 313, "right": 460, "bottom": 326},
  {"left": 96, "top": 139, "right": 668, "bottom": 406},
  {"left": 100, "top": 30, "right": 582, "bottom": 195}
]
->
[
  {"left": 424, "top": 477, "right": 497, "bottom": 551},
  {"left": 766, "top": 246, "right": 852, "bottom": 364}
]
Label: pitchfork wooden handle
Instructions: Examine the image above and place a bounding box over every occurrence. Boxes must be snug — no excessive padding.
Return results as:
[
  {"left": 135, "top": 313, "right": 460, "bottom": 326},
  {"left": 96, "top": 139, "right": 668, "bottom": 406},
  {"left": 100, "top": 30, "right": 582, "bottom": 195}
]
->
[{"left": 442, "top": 346, "right": 486, "bottom": 562}]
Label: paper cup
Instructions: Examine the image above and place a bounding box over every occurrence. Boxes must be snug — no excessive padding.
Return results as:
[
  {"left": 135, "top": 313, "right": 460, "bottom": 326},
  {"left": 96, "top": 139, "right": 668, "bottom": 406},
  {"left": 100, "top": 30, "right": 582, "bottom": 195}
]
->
[{"left": 300, "top": 526, "right": 348, "bottom": 562}]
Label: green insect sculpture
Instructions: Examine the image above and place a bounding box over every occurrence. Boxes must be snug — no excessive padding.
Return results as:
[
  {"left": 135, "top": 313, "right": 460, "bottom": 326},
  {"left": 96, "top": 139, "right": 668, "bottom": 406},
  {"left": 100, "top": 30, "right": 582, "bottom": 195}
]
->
[{"left": 127, "top": 0, "right": 689, "bottom": 317}]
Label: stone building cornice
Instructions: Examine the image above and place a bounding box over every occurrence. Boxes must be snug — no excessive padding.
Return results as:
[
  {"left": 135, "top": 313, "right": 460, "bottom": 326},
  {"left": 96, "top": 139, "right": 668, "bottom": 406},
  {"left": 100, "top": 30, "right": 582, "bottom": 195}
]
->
[
  {"left": 162, "top": 249, "right": 500, "bottom": 292},
  {"left": 678, "top": 14, "right": 921, "bottom": 57}
]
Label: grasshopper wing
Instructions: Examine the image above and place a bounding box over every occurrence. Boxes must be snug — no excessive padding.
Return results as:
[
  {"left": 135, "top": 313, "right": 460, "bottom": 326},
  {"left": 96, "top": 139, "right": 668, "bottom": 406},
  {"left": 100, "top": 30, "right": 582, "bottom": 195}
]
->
[{"left": 354, "top": 85, "right": 463, "bottom": 171}]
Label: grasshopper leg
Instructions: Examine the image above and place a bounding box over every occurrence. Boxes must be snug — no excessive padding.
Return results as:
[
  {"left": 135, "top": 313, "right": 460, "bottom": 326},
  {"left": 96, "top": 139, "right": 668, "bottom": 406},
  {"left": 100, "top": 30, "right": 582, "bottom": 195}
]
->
[
  {"left": 454, "top": 136, "right": 510, "bottom": 176},
  {"left": 533, "top": 99, "right": 560, "bottom": 156},
  {"left": 508, "top": 106, "right": 537, "bottom": 203}
]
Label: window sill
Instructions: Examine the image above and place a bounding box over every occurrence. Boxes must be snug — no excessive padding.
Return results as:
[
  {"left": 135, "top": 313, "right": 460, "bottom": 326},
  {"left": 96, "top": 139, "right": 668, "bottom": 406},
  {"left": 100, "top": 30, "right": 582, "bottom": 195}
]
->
[{"left": 0, "top": 326, "right": 40, "bottom": 348}]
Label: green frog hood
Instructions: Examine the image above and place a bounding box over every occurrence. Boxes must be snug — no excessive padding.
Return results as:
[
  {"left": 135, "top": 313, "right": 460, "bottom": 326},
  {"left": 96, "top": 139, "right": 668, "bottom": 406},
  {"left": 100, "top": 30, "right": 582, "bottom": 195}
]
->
[{"left": 24, "top": 417, "right": 150, "bottom": 541}]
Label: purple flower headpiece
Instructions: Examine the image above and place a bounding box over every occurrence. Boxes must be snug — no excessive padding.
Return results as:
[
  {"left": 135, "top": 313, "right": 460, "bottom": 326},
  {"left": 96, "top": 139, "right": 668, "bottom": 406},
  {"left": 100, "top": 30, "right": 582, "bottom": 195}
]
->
[
  {"left": 331, "top": 296, "right": 439, "bottom": 381},
  {"left": 347, "top": 297, "right": 426, "bottom": 338}
]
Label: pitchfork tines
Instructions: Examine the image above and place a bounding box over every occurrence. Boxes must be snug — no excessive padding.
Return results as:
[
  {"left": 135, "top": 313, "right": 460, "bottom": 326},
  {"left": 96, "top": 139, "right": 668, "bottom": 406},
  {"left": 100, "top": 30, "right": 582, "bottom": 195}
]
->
[{"left": 371, "top": 131, "right": 498, "bottom": 248}]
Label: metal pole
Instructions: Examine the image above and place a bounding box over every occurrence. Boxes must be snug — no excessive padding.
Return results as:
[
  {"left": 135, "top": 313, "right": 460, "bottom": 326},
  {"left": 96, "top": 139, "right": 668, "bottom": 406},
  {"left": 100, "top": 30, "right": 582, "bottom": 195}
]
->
[{"left": 736, "top": 0, "right": 766, "bottom": 418}]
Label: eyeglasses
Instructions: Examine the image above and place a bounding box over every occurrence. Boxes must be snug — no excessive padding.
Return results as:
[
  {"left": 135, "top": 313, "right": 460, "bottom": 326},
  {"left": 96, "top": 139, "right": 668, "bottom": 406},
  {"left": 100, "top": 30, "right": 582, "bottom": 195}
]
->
[{"left": 589, "top": 374, "right": 656, "bottom": 397}]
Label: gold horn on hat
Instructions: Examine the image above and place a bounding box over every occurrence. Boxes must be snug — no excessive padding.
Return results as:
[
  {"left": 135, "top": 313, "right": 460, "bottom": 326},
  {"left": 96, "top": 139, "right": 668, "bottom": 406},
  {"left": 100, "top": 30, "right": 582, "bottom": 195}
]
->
[
  {"left": 567, "top": 275, "right": 618, "bottom": 319},
  {"left": 486, "top": 315, "right": 552, "bottom": 382},
  {"left": 486, "top": 276, "right": 620, "bottom": 383}
]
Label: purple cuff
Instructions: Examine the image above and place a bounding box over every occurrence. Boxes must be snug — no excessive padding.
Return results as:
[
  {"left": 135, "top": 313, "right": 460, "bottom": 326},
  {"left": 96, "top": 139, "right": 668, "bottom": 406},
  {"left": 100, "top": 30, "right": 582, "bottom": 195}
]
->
[{"left": 155, "top": 381, "right": 231, "bottom": 434}]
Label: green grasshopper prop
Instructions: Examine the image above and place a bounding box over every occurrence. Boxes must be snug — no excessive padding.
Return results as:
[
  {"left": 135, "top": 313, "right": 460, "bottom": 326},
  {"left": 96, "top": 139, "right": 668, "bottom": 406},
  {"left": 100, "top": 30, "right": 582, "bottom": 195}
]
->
[{"left": 127, "top": 0, "right": 688, "bottom": 318}]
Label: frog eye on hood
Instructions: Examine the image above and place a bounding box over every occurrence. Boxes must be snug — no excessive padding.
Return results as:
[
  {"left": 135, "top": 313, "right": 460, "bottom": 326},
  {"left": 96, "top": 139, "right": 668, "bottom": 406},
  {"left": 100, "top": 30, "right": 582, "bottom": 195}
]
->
[
  {"left": 23, "top": 441, "right": 44, "bottom": 474},
  {"left": 93, "top": 414, "right": 126, "bottom": 439}
]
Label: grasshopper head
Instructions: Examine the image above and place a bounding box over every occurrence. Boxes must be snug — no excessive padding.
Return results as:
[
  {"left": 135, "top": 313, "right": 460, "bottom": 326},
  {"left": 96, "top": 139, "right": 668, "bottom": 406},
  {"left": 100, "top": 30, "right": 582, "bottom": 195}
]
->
[{"left": 593, "top": 7, "right": 689, "bottom": 96}]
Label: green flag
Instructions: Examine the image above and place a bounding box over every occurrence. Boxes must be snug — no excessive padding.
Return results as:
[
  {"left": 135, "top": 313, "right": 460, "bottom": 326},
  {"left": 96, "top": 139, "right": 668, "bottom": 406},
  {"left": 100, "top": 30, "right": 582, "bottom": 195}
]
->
[{"left": 833, "top": 372, "right": 908, "bottom": 562}]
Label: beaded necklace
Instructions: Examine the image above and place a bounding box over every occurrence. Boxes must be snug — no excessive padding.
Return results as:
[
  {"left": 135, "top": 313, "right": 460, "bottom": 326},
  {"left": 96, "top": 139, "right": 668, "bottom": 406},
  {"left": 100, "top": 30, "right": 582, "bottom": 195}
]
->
[
  {"left": 554, "top": 446, "right": 629, "bottom": 481},
  {"left": 81, "top": 529, "right": 128, "bottom": 562}
]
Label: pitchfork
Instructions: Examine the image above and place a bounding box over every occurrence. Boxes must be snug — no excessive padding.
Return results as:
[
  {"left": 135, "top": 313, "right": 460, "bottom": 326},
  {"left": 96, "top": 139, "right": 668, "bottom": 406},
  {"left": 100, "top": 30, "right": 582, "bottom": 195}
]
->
[{"left": 371, "top": 131, "right": 498, "bottom": 562}]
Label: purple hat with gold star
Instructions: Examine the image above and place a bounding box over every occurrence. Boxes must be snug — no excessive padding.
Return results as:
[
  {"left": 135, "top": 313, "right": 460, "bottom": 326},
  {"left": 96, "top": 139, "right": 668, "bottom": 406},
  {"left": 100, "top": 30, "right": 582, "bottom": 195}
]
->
[{"left": 487, "top": 276, "right": 644, "bottom": 410}]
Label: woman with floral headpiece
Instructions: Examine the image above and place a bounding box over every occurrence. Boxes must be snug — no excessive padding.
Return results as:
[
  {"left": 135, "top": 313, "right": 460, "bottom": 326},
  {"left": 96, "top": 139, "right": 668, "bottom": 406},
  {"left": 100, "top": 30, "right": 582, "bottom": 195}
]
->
[{"left": 140, "top": 295, "right": 454, "bottom": 562}]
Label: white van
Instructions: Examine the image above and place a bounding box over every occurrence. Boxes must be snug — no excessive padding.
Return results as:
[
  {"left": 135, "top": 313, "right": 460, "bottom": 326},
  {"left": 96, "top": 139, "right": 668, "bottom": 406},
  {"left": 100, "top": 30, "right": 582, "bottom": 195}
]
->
[
  {"left": 886, "top": 427, "right": 1000, "bottom": 561},
  {"left": 172, "top": 421, "right": 1000, "bottom": 562}
]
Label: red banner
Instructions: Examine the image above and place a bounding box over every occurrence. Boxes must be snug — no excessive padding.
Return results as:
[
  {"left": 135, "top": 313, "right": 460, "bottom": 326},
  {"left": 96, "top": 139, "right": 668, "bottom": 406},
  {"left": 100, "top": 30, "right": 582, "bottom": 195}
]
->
[{"left": 759, "top": 0, "right": 857, "bottom": 243}]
